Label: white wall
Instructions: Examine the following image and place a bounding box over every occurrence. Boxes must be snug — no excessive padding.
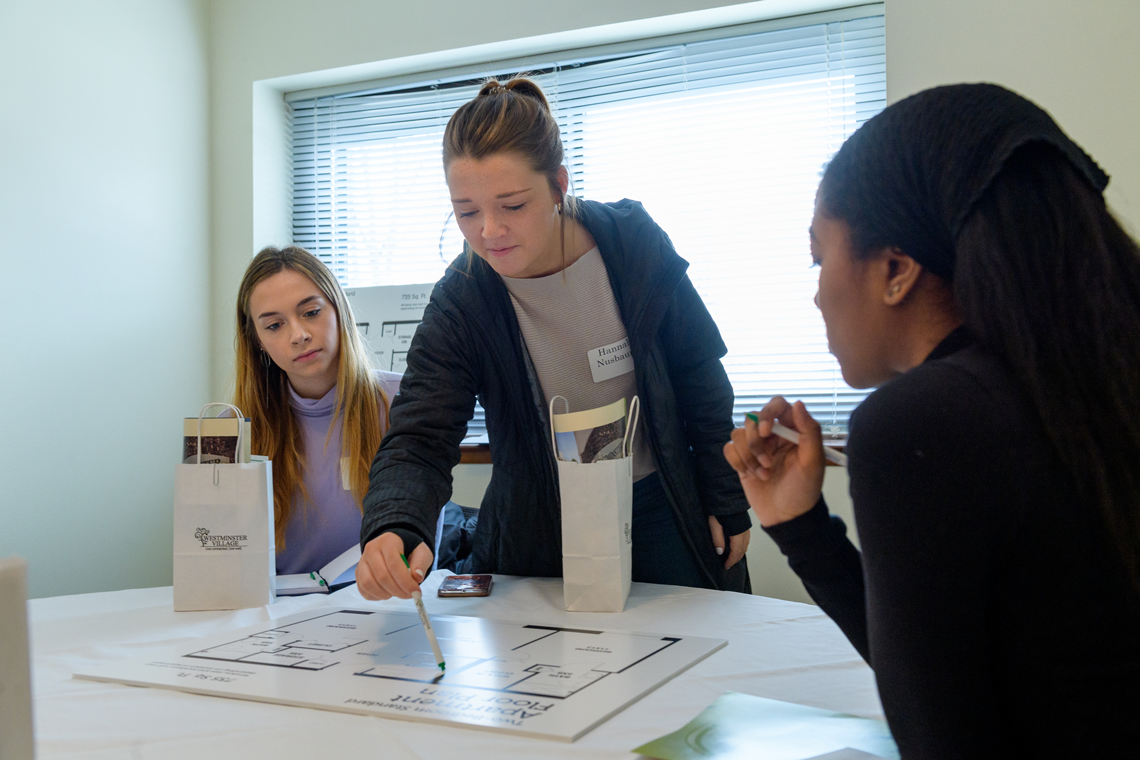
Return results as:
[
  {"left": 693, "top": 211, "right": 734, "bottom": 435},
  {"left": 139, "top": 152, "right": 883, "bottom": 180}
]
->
[
  {"left": 887, "top": 0, "right": 1140, "bottom": 233},
  {"left": 0, "top": 0, "right": 211, "bottom": 598}
]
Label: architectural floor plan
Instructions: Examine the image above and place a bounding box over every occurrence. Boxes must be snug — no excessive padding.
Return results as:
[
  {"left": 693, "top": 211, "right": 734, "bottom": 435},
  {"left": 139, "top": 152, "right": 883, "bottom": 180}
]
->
[{"left": 75, "top": 608, "right": 725, "bottom": 741}]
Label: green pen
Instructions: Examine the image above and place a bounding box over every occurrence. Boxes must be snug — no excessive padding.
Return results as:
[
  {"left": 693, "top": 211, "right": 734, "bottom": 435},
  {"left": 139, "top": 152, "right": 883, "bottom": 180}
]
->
[{"left": 400, "top": 553, "right": 445, "bottom": 672}]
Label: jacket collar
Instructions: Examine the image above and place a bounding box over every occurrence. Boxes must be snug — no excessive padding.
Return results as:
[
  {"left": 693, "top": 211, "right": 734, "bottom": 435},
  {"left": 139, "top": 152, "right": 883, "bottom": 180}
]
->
[
  {"left": 437, "top": 199, "right": 690, "bottom": 347},
  {"left": 924, "top": 324, "right": 975, "bottom": 363},
  {"left": 576, "top": 199, "right": 690, "bottom": 345}
]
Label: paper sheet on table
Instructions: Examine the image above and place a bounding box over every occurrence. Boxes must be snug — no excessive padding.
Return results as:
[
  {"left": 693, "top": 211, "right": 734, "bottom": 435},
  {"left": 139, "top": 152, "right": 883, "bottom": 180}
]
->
[
  {"left": 74, "top": 606, "right": 726, "bottom": 743},
  {"left": 633, "top": 692, "right": 898, "bottom": 760}
]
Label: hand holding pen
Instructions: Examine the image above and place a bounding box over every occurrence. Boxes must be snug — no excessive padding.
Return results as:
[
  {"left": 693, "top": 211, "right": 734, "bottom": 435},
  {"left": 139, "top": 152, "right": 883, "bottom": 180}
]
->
[
  {"left": 723, "top": 396, "right": 827, "bottom": 528},
  {"left": 356, "top": 532, "right": 433, "bottom": 601}
]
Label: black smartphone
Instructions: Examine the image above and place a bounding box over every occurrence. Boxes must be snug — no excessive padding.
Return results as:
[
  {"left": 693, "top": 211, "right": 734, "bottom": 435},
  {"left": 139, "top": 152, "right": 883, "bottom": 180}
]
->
[{"left": 437, "top": 574, "right": 493, "bottom": 597}]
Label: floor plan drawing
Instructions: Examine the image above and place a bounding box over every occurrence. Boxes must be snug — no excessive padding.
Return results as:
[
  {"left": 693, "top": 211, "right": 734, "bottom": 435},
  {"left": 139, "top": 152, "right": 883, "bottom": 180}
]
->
[
  {"left": 74, "top": 607, "right": 726, "bottom": 742},
  {"left": 187, "top": 611, "right": 685, "bottom": 698},
  {"left": 187, "top": 610, "right": 375, "bottom": 671}
]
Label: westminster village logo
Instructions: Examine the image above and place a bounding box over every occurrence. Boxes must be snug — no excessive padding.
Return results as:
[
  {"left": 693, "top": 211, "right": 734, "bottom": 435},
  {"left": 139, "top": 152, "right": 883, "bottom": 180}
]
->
[{"left": 194, "top": 527, "right": 249, "bottom": 550}]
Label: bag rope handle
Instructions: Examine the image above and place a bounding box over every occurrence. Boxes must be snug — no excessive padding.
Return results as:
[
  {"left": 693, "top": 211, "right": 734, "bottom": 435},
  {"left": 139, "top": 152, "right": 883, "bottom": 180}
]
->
[
  {"left": 195, "top": 403, "right": 246, "bottom": 465},
  {"left": 623, "top": 396, "right": 640, "bottom": 460},
  {"left": 549, "top": 395, "right": 570, "bottom": 454}
]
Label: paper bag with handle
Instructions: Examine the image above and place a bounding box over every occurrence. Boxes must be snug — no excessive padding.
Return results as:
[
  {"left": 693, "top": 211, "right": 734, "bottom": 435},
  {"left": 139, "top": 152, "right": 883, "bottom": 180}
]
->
[
  {"left": 173, "top": 403, "right": 275, "bottom": 612},
  {"left": 551, "top": 395, "right": 640, "bottom": 612}
]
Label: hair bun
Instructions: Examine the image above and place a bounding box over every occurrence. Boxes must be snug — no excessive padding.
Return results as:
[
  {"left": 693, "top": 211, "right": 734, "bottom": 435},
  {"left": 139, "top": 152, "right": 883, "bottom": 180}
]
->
[
  {"left": 476, "top": 76, "right": 551, "bottom": 113},
  {"left": 476, "top": 79, "right": 506, "bottom": 98}
]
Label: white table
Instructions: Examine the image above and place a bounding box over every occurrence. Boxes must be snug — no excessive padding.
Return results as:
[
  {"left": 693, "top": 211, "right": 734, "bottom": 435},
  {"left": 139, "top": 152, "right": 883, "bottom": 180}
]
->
[{"left": 29, "top": 572, "right": 881, "bottom": 759}]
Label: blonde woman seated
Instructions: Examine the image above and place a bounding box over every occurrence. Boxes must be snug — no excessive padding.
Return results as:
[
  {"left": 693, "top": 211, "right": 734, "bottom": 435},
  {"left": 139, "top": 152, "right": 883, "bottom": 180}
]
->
[{"left": 233, "top": 246, "right": 401, "bottom": 574}]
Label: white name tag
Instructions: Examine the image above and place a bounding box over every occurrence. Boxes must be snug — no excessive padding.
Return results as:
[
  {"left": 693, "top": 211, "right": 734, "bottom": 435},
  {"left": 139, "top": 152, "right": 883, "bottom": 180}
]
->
[{"left": 588, "top": 337, "right": 634, "bottom": 383}]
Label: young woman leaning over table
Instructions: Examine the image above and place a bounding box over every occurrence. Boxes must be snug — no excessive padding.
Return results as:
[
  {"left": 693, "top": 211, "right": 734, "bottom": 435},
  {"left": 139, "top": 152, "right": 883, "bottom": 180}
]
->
[
  {"left": 724, "top": 84, "right": 1140, "bottom": 757},
  {"left": 355, "top": 77, "right": 752, "bottom": 599},
  {"left": 233, "top": 246, "right": 402, "bottom": 575}
]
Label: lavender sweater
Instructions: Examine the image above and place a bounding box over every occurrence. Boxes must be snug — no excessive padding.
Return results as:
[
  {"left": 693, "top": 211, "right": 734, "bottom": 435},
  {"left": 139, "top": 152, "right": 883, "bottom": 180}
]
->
[{"left": 276, "top": 371, "right": 402, "bottom": 574}]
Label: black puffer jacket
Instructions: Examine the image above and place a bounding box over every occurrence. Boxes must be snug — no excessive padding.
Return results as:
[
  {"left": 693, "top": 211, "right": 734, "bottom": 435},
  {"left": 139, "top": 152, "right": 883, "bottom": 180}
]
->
[{"left": 361, "top": 199, "right": 751, "bottom": 592}]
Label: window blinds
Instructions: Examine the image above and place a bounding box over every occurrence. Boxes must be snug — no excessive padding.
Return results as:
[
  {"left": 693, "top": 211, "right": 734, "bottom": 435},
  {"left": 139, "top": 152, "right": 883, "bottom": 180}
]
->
[{"left": 291, "top": 12, "right": 885, "bottom": 436}]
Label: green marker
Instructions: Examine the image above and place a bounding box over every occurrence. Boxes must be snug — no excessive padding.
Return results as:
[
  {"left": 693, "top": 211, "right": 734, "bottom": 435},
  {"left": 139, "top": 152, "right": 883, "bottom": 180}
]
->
[{"left": 401, "top": 553, "right": 445, "bottom": 672}]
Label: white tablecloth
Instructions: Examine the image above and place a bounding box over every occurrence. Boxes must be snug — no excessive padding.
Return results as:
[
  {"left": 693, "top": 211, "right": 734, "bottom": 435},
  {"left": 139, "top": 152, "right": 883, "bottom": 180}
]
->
[{"left": 29, "top": 572, "right": 881, "bottom": 759}]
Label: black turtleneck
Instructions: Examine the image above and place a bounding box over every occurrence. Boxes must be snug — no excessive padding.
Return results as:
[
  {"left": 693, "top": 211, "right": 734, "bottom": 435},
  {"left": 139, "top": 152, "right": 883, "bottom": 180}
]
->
[{"left": 765, "top": 327, "right": 1140, "bottom": 759}]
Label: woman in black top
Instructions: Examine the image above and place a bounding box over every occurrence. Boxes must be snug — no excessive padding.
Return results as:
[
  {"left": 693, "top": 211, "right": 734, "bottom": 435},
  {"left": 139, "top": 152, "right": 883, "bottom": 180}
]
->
[{"left": 724, "top": 84, "right": 1140, "bottom": 758}]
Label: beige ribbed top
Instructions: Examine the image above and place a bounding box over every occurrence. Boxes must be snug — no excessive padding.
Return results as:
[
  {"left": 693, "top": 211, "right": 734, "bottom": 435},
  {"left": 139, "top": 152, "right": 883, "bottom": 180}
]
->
[{"left": 502, "top": 247, "right": 654, "bottom": 480}]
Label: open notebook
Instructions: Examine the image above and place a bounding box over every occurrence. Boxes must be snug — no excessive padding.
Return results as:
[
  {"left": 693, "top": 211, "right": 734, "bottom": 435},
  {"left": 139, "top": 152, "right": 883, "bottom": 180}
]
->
[{"left": 275, "top": 544, "right": 361, "bottom": 596}]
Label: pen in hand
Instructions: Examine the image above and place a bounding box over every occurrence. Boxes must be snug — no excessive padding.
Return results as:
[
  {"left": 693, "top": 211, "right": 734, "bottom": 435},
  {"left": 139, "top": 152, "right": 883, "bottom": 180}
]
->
[
  {"left": 400, "top": 553, "right": 446, "bottom": 672},
  {"left": 745, "top": 412, "right": 848, "bottom": 467}
]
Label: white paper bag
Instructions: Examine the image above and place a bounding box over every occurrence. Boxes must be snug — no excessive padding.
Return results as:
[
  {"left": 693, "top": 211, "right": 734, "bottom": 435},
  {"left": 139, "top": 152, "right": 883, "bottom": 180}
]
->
[
  {"left": 553, "top": 396, "right": 640, "bottom": 612},
  {"left": 173, "top": 404, "right": 275, "bottom": 612}
]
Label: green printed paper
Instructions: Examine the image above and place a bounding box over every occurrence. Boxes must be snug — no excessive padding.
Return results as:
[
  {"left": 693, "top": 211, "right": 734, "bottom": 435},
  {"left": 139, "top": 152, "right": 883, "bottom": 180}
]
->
[{"left": 634, "top": 692, "right": 899, "bottom": 760}]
